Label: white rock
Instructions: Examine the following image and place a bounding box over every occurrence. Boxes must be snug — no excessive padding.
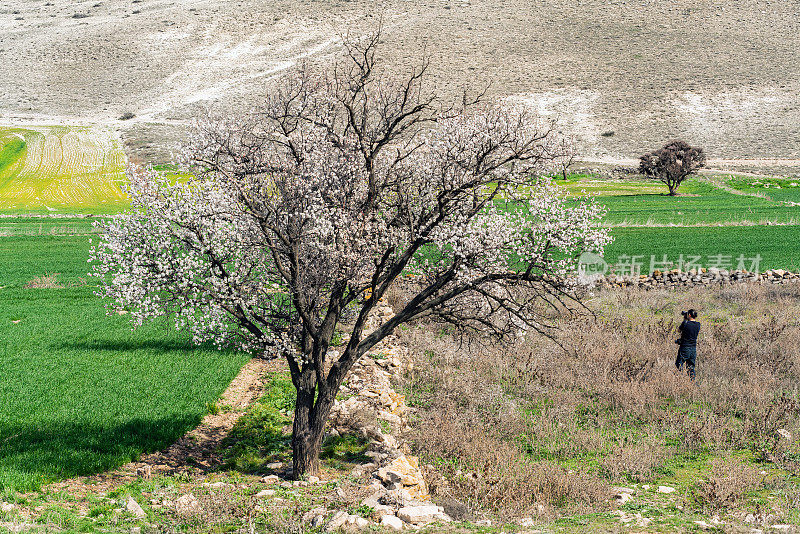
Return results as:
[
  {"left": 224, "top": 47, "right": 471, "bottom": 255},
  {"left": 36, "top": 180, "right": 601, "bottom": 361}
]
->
[
  {"left": 125, "top": 496, "right": 146, "bottom": 519},
  {"left": 1, "top": 502, "right": 15, "bottom": 513},
  {"left": 261, "top": 475, "right": 280, "bottom": 484},
  {"left": 777, "top": 429, "right": 792, "bottom": 440},
  {"left": 616, "top": 493, "right": 632, "bottom": 504},
  {"left": 519, "top": 517, "right": 535, "bottom": 527},
  {"left": 204, "top": 481, "right": 232, "bottom": 489},
  {"left": 308, "top": 476, "right": 321, "bottom": 484},
  {"left": 348, "top": 515, "right": 369, "bottom": 528},
  {"left": 256, "top": 489, "right": 275, "bottom": 498},
  {"left": 772, "top": 526, "right": 791, "bottom": 531},
  {"left": 175, "top": 494, "right": 201, "bottom": 516},
  {"left": 745, "top": 514, "right": 756, "bottom": 523},
  {"left": 373, "top": 504, "right": 396, "bottom": 517},
  {"left": 657, "top": 485, "right": 675, "bottom": 494},
  {"left": 326, "top": 510, "right": 349, "bottom": 531},
  {"left": 397, "top": 505, "right": 451, "bottom": 524},
  {"left": 381, "top": 514, "right": 403, "bottom": 530}
]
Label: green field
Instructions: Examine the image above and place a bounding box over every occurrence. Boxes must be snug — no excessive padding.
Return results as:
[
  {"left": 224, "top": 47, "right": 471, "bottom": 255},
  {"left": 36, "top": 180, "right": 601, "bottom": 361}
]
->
[
  {"left": 0, "top": 234, "right": 249, "bottom": 492},
  {"left": 559, "top": 175, "right": 800, "bottom": 226},
  {"left": 551, "top": 174, "right": 800, "bottom": 272},
  {"left": 0, "top": 126, "right": 129, "bottom": 214},
  {"left": 605, "top": 225, "right": 800, "bottom": 272}
]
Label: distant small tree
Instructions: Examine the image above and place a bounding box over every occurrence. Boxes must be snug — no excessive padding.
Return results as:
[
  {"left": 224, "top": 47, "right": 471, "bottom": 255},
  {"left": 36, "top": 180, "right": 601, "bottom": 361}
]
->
[
  {"left": 553, "top": 135, "right": 577, "bottom": 180},
  {"left": 91, "top": 32, "right": 610, "bottom": 479},
  {"left": 639, "top": 140, "right": 706, "bottom": 196}
]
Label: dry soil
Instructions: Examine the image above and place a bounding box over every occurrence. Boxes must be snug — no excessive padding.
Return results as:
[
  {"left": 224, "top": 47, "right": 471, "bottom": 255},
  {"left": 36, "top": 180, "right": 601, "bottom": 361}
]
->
[{"left": 1, "top": 0, "right": 799, "bottom": 170}]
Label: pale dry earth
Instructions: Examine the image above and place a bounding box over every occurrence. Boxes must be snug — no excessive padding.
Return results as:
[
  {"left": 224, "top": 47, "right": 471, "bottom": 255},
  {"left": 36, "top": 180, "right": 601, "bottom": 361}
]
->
[{"left": 1, "top": 0, "right": 799, "bottom": 169}]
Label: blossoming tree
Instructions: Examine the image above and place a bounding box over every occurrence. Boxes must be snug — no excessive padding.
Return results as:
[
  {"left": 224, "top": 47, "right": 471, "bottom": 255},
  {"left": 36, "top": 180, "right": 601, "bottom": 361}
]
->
[{"left": 91, "top": 33, "right": 611, "bottom": 478}]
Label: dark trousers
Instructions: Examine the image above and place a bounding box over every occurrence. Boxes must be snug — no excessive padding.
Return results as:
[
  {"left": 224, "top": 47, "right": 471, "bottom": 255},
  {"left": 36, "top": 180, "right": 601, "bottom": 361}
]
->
[{"left": 676, "top": 345, "right": 697, "bottom": 380}]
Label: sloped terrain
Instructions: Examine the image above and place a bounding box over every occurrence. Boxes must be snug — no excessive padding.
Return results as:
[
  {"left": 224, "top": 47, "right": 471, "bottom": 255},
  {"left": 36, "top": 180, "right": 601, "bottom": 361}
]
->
[{"left": 1, "top": 0, "right": 799, "bottom": 168}]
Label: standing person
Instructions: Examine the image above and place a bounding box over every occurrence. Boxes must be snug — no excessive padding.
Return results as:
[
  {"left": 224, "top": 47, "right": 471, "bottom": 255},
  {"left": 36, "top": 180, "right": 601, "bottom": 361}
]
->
[{"left": 675, "top": 309, "right": 700, "bottom": 380}]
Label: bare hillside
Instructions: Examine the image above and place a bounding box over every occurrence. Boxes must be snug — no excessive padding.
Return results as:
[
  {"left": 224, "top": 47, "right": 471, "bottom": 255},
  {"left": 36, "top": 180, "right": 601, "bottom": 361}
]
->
[{"left": 2, "top": 0, "right": 799, "bottom": 169}]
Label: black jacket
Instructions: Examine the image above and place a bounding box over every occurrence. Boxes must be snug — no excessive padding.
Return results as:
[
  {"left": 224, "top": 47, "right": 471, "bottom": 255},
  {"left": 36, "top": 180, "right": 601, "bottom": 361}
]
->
[{"left": 678, "top": 319, "right": 700, "bottom": 347}]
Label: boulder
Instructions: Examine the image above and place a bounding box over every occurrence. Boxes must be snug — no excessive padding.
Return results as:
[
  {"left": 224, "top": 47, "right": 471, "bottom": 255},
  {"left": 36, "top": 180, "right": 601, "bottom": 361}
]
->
[
  {"left": 326, "top": 510, "right": 349, "bottom": 531},
  {"left": 175, "top": 494, "right": 201, "bottom": 516},
  {"left": 377, "top": 455, "right": 429, "bottom": 500},
  {"left": 125, "top": 496, "right": 146, "bottom": 519},
  {"left": 396, "top": 505, "right": 451, "bottom": 524},
  {"left": 381, "top": 514, "right": 404, "bottom": 530}
]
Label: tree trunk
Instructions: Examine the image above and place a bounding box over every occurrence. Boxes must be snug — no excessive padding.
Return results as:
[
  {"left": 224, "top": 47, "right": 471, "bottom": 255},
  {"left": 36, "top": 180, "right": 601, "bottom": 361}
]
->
[
  {"left": 291, "top": 381, "right": 336, "bottom": 479},
  {"left": 292, "top": 384, "right": 322, "bottom": 478},
  {"left": 667, "top": 180, "right": 678, "bottom": 196}
]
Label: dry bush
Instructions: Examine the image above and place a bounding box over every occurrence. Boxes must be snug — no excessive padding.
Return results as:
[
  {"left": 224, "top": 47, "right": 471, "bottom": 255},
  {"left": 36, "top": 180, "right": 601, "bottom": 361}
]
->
[
  {"left": 599, "top": 441, "right": 673, "bottom": 483},
  {"left": 399, "top": 283, "right": 800, "bottom": 518},
  {"left": 24, "top": 273, "right": 65, "bottom": 289},
  {"left": 413, "top": 409, "right": 610, "bottom": 517},
  {"left": 689, "top": 457, "right": 765, "bottom": 512}
]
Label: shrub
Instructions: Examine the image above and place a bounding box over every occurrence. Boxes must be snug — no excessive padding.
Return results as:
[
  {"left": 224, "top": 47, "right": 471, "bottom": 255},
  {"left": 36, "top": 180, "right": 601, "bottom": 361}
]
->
[{"left": 400, "top": 283, "right": 800, "bottom": 518}]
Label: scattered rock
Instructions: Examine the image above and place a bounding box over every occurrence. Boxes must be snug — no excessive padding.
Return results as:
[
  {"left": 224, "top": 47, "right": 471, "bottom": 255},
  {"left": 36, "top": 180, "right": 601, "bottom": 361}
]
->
[
  {"left": 125, "top": 496, "right": 146, "bottom": 519},
  {"left": 377, "top": 455, "right": 429, "bottom": 500},
  {"left": 346, "top": 515, "right": 369, "bottom": 528},
  {"left": 256, "top": 489, "right": 275, "bottom": 498},
  {"left": 381, "top": 514, "right": 404, "bottom": 530},
  {"left": 396, "top": 505, "right": 451, "bottom": 525},
  {"left": 261, "top": 475, "right": 280, "bottom": 483},
  {"left": 308, "top": 475, "right": 321, "bottom": 484},
  {"left": 777, "top": 428, "right": 792, "bottom": 440},
  {"left": 175, "top": 494, "right": 201, "bottom": 516},
  {"left": 615, "top": 493, "right": 633, "bottom": 504},
  {"left": 657, "top": 485, "right": 675, "bottom": 494},
  {"left": 326, "top": 510, "right": 349, "bottom": 531},
  {"left": 518, "top": 517, "right": 535, "bottom": 527},
  {"left": 204, "top": 481, "right": 233, "bottom": 489},
  {"left": 1, "top": 502, "right": 16, "bottom": 512}
]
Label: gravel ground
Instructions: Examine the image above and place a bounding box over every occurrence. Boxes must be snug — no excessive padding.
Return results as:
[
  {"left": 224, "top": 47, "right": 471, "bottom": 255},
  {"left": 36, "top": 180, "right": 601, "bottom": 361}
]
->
[{"left": 1, "top": 0, "right": 799, "bottom": 169}]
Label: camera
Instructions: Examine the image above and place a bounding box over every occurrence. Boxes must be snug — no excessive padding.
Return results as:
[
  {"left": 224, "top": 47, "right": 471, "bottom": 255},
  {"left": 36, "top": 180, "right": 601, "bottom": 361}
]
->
[{"left": 681, "top": 310, "right": 689, "bottom": 318}]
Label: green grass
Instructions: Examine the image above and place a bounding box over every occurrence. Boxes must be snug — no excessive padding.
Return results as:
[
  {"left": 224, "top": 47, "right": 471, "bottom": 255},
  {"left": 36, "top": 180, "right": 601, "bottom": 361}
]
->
[
  {"left": 220, "top": 373, "right": 294, "bottom": 473},
  {"left": 604, "top": 225, "right": 800, "bottom": 272},
  {"left": 506, "top": 174, "right": 800, "bottom": 272},
  {"left": 0, "top": 234, "right": 249, "bottom": 491},
  {"left": 558, "top": 176, "right": 800, "bottom": 226}
]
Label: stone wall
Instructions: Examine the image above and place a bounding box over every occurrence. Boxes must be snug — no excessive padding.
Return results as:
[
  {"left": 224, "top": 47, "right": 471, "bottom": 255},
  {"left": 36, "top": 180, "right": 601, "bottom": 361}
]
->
[{"left": 592, "top": 268, "right": 800, "bottom": 290}]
